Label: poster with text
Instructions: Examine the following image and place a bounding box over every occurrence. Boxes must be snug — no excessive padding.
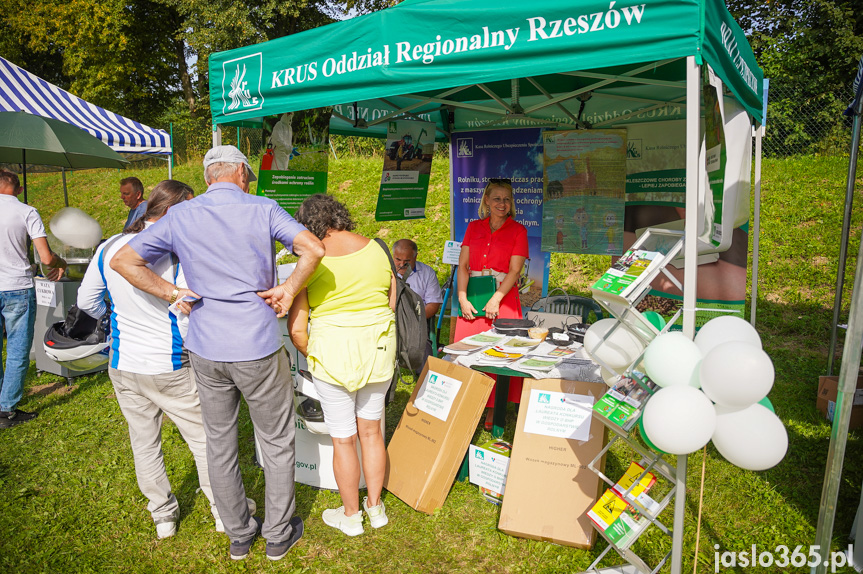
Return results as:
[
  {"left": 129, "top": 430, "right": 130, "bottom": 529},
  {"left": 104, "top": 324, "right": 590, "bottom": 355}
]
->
[
  {"left": 541, "top": 129, "right": 627, "bottom": 255},
  {"left": 375, "top": 120, "right": 435, "bottom": 220},
  {"left": 623, "top": 119, "right": 686, "bottom": 205},
  {"left": 257, "top": 107, "right": 332, "bottom": 215},
  {"left": 450, "top": 128, "right": 549, "bottom": 310}
]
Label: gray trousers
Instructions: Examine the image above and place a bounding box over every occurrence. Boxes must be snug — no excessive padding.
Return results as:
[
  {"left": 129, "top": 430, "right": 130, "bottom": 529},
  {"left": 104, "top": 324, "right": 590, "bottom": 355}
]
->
[
  {"left": 190, "top": 348, "right": 297, "bottom": 543},
  {"left": 109, "top": 366, "right": 214, "bottom": 522}
]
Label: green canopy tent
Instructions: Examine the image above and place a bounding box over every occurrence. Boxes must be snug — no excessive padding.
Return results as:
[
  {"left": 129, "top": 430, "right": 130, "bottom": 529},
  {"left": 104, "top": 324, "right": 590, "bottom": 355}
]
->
[{"left": 208, "top": 1, "right": 764, "bottom": 571}]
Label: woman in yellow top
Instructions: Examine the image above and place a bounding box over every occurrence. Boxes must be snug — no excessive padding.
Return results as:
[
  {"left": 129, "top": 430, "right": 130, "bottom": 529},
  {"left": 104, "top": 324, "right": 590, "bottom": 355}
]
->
[{"left": 288, "top": 194, "right": 396, "bottom": 537}]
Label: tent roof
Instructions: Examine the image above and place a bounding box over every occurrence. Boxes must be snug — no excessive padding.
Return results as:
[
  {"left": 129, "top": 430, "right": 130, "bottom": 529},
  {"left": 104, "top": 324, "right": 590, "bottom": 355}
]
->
[
  {"left": 0, "top": 57, "right": 172, "bottom": 156},
  {"left": 209, "top": 0, "right": 763, "bottom": 133}
]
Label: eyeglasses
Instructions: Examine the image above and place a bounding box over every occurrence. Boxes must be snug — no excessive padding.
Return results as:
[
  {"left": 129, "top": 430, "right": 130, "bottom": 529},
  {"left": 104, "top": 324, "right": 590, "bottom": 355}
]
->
[{"left": 488, "top": 178, "right": 512, "bottom": 184}]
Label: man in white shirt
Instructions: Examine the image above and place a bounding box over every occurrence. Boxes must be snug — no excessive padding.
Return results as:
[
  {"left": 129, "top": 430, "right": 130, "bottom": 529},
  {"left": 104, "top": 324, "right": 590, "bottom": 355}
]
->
[{"left": 0, "top": 170, "right": 66, "bottom": 428}]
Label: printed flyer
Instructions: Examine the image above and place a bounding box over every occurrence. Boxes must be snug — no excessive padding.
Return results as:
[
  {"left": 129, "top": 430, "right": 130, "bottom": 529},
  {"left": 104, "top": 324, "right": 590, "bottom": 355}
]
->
[
  {"left": 523, "top": 389, "right": 593, "bottom": 441},
  {"left": 257, "top": 107, "right": 332, "bottom": 215},
  {"left": 541, "top": 129, "right": 627, "bottom": 255},
  {"left": 413, "top": 370, "right": 463, "bottom": 422},
  {"left": 375, "top": 120, "right": 435, "bottom": 220}
]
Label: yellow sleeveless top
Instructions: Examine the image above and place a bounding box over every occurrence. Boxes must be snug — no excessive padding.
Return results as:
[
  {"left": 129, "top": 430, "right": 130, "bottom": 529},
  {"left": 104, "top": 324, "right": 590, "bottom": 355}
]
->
[{"left": 305, "top": 240, "right": 396, "bottom": 391}]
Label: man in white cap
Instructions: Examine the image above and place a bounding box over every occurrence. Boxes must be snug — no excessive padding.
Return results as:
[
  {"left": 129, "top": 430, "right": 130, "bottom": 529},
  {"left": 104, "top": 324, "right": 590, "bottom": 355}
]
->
[{"left": 111, "top": 145, "right": 324, "bottom": 561}]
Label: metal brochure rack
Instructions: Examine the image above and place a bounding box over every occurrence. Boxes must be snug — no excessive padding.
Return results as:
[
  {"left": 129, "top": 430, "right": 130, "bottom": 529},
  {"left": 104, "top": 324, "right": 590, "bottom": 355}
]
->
[
  {"left": 585, "top": 417, "right": 677, "bottom": 573},
  {"left": 578, "top": 228, "right": 686, "bottom": 574}
]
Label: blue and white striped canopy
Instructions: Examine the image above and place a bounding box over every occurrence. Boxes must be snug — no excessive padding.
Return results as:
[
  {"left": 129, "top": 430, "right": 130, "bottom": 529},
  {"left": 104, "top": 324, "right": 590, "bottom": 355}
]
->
[{"left": 0, "top": 57, "right": 171, "bottom": 156}]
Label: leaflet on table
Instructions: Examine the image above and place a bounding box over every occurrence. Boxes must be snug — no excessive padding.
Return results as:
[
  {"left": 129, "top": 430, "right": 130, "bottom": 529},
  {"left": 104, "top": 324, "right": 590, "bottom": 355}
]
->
[
  {"left": 462, "top": 331, "right": 508, "bottom": 347},
  {"left": 523, "top": 388, "right": 594, "bottom": 440},
  {"left": 510, "top": 356, "right": 561, "bottom": 372},
  {"left": 495, "top": 337, "right": 542, "bottom": 352},
  {"left": 591, "top": 249, "right": 663, "bottom": 301},
  {"left": 442, "top": 340, "right": 488, "bottom": 355},
  {"left": 482, "top": 347, "right": 524, "bottom": 360},
  {"left": 528, "top": 340, "right": 581, "bottom": 358}
]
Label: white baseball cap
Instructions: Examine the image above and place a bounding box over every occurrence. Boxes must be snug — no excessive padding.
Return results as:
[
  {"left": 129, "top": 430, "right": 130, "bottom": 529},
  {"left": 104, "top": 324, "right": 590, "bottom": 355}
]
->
[{"left": 203, "top": 145, "right": 257, "bottom": 182}]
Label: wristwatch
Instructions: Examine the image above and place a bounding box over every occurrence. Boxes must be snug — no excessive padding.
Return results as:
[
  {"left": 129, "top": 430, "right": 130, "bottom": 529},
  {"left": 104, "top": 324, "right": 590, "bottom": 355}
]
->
[{"left": 169, "top": 288, "right": 179, "bottom": 304}]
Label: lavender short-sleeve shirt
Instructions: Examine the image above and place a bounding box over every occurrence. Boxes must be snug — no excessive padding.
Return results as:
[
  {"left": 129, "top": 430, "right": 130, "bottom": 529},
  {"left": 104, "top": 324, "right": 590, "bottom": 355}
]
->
[
  {"left": 127, "top": 182, "right": 308, "bottom": 362},
  {"left": 403, "top": 261, "right": 443, "bottom": 307}
]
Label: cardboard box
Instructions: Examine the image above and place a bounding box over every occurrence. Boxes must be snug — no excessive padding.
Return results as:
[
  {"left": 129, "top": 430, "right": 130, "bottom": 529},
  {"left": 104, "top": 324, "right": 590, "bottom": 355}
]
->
[
  {"left": 498, "top": 378, "right": 608, "bottom": 549},
  {"left": 384, "top": 357, "right": 494, "bottom": 514},
  {"left": 817, "top": 375, "right": 863, "bottom": 429}
]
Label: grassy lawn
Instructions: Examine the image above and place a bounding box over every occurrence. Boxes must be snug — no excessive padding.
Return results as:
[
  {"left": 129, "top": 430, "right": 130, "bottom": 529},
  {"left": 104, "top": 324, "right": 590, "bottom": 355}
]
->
[{"left": 2, "top": 154, "right": 862, "bottom": 573}]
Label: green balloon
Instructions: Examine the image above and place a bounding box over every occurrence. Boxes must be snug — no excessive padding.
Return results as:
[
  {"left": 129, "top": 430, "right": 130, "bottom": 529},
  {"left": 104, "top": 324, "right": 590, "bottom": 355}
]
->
[
  {"left": 638, "top": 419, "right": 667, "bottom": 454},
  {"left": 643, "top": 311, "right": 667, "bottom": 331},
  {"left": 758, "top": 396, "right": 775, "bottom": 413}
]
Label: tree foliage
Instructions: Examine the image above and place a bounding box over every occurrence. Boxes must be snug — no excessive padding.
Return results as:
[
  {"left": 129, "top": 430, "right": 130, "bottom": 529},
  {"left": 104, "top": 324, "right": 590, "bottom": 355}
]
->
[
  {"left": 728, "top": 0, "right": 863, "bottom": 91},
  {"left": 727, "top": 0, "right": 862, "bottom": 156},
  {"left": 0, "top": 0, "right": 363, "bottom": 126}
]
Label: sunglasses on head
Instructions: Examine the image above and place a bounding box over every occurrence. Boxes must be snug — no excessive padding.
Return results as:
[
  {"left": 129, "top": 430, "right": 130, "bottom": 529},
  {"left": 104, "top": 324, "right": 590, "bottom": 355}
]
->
[{"left": 488, "top": 178, "right": 512, "bottom": 184}]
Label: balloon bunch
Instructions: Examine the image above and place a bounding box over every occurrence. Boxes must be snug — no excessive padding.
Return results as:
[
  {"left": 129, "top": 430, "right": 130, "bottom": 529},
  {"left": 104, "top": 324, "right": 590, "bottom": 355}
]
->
[{"left": 637, "top": 316, "right": 787, "bottom": 471}]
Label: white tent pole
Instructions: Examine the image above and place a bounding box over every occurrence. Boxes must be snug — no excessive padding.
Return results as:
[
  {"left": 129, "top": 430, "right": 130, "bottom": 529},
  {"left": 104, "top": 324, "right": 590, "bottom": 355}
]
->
[
  {"left": 750, "top": 125, "right": 763, "bottom": 326},
  {"left": 213, "top": 124, "right": 222, "bottom": 148},
  {"left": 670, "top": 54, "right": 701, "bottom": 574}
]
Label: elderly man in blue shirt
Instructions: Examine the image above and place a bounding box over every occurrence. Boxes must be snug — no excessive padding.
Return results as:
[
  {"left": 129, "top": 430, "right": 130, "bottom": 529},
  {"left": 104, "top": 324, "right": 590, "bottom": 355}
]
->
[
  {"left": 111, "top": 145, "right": 324, "bottom": 562},
  {"left": 392, "top": 238, "right": 442, "bottom": 370}
]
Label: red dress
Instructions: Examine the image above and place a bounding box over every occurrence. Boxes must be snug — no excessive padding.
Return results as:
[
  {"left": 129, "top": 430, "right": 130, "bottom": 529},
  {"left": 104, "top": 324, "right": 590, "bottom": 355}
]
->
[{"left": 454, "top": 217, "right": 529, "bottom": 406}]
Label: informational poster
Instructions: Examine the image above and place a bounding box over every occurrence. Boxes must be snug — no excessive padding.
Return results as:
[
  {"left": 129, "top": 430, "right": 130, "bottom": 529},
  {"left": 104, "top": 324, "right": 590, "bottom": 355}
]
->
[
  {"left": 523, "top": 389, "right": 594, "bottom": 441},
  {"left": 623, "top": 119, "right": 686, "bottom": 205},
  {"left": 257, "top": 107, "right": 332, "bottom": 215},
  {"left": 468, "top": 444, "right": 511, "bottom": 495},
  {"left": 703, "top": 67, "right": 727, "bottom": 247},
  {"left": 450, "top": 128, "right": 550, "bottom": 310},
  {"left": 541, "top": 129, "right": 627, "bottom": 255},
  {"left": 413, "top": 370, "right": 462, "bottom": 422},
  {"left": 375, "top": 120, "right": 435, "bottom": 221}
]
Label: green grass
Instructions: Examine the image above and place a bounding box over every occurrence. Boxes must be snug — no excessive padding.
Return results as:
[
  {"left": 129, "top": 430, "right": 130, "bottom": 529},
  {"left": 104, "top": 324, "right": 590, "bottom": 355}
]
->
[{"left": 2, "top": 155, "right": 863, "bottom": 573}]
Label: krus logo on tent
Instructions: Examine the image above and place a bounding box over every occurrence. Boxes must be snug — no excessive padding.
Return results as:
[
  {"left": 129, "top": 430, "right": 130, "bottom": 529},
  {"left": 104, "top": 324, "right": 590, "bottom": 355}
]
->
[
  {"left": 456, "top": 138, "right": 473, "bottom": 158},
  {"left": 223, "top": 53, "right": 265, "bottom": 116}
]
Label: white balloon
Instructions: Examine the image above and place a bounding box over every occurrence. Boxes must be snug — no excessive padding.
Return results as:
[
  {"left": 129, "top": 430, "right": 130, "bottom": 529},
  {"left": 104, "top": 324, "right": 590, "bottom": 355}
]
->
[
  {"left": 643, "top": 332, "right": 702, "bottom": 388},
  {"left": 694, "top": 315, "right": 762, "bottom": 356},
  {"left": 642, "top": 386, "right": 716, "bottom": 455},
  {"left": 700, "top": 341, "right": 774, "bottom": 408},
  {"left": 50, "top": 207, "right": 103, "bottom": 249},
  {"left": 712, "top": 403, "right": 788, "bottom": 471},
  {"left": 583, "top": 319, "right": 645, "bottom": 371}
]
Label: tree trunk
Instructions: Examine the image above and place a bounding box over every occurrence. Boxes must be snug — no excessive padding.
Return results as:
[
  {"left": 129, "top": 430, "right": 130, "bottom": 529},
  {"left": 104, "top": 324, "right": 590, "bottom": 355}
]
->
[{"left": 174, "top": 39, "right": 196, "bottom": 117}]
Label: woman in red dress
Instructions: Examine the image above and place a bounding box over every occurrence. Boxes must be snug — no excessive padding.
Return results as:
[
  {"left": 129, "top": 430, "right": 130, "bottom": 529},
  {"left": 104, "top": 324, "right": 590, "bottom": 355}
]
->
[{"left": 455, "top": 179, "right": 529, "bottom": 427}]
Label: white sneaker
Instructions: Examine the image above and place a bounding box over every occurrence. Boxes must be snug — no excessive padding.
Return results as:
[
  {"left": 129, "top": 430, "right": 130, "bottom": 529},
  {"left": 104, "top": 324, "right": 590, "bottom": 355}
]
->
[
  {"left": 322, "top": 506, "right": 364, "bottom": 536},
  {"left": 362, "top": 496, "right": 389, "bottom": 529},
  {"left": 214, "top": 497, "right": 257, "bottom": 533},
  {"left": 156, "top": 520, "right": 176, "bottom": 539}
]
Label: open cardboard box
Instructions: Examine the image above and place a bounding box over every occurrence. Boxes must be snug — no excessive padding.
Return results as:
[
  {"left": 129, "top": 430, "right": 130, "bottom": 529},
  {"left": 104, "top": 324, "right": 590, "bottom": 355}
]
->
[
  {"left": 384, "top": 357, "right": 494, "bottom": 514},
  {"left": 498, "top": 378, "right": 608, "bottom": 549},
  {"left": 817, "top": 375, "right": 863, "bottom": 429}
]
